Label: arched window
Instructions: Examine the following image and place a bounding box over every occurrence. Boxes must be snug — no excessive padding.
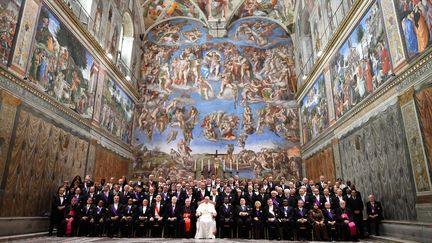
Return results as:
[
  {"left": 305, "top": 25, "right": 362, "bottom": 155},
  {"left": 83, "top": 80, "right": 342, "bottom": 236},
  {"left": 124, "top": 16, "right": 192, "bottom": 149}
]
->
[{"left": 119, "top": 12, "right": 134, "bottom": 72}]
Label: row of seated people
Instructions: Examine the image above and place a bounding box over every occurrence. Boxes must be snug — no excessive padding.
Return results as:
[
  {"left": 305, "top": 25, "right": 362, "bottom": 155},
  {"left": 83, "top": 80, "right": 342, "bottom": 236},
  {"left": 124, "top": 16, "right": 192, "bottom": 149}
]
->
[{"left": 49, "top": 174, "right": 383, "bottom": 240}]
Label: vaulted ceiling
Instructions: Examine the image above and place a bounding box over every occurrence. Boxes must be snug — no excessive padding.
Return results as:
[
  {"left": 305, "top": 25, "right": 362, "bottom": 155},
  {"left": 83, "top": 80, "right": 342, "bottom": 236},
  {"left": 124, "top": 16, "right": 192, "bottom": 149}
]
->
[{"left": 140, "top": 0, "right": 295, "bottom": 34}]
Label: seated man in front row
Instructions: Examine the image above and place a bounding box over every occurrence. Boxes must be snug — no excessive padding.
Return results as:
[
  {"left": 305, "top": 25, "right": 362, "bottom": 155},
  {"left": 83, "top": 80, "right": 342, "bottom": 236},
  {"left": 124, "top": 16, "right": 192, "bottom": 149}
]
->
[
  {"left": 366, "top": 194, "right": 383, "bottom": 236},
  {"left": 195, "top": 196, "right": 217, "bottom": 239}
]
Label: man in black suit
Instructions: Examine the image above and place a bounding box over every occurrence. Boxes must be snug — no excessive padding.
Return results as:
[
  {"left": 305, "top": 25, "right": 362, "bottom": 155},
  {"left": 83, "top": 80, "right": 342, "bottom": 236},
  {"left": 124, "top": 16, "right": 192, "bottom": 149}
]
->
[
  {"left": 311, "top": 188, "right": 326, "bottom": 209},
  {"left": 79, "top": 197, "right": 96, "bottom": 236},
  {"left": 297, "top": 188, "right": 311, "bottom": 209},
  {"left": 107, "top": 195, "right": 123, "bottom": 237},
  {"left": 149, "top": 194, "right": 165, "bottom": 237},
  {"left": 366, "top": 194, "right": 383, "bottom": 236},
  {"left": 279, "top": 199, "right": 295, "bottom": 240},
  {"left": 72, "top": 187, "right": 85, "bottom": 207},
  {"left": 83, "top": 175, "right": 94, "bottom": 194},
  {"left": 146, "top": 187, "right": 157, "bottom": 208},
  {"left": 295, "top": 199, "right": 309, "bottom": 241},
  {"left": 209, "top": 187, "right": 222, "bottom": 210},
  {"left": 94, "top": 200, "right": 108, "bottom": 237},
  {"left": 100, "top": 185, "right": 113, "bottom": 206},
  {"left": 264, "top": 197, "right": 280, "bottom": 240},
  {"left": 323, "top": 201, "right": 338, "bottom": 241},
  {"left": 132, "top": 186, "right": 145, "bottom": 206},
  {"left": 135, "top": 199, "right": 151, "bottom": 237},
  {"left": 195, "top": 182, "right": 210, "bottom": 202},
  {"left": 119, "top": 185, "right": 133, "bottom": 205},
  {"left": 219, "top": 197, "right": 234, "bottom": 238},
  {"left": 236, "top": 198, "right": 252, "bottom": 238},
  {"left": 348, "top": 189, "right": 364, "bottom": 238},
  {"left": 165, "top": 196, "right": 181, "bottom": 238},
  {"left": 244, "top": 185, "right": 255, "bottom": 206},
  {"left": 49, "top": 187, "right": 68, "bottom": 236},
  {"left": 323, "top": 188, "right": 336, "bottom": 209},
  {"left": 120, "top": 198, "right": 137, "bottom": 237}
]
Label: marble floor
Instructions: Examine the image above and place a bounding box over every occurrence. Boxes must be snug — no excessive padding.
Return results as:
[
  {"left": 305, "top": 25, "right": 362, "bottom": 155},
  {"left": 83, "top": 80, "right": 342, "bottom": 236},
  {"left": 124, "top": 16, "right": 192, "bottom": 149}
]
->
[{"left": 7, "top": 237, "right": 381, "bottom": 243}]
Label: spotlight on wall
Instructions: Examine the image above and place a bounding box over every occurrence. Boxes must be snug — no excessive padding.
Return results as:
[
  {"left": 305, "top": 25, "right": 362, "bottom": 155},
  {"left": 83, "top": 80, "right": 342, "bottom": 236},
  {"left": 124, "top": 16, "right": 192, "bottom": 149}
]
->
[
  {"left": 107, "top": 53, "right": 113, "bottom": 60},
  {"left": 317, "top": 50, "right": 323, "bottom": 57},
  {"left": 126, "top": 76, "right": 131, "bottom": 81},
  {"left": 302, "top": 75, "right": 307, "bottom": 80}
]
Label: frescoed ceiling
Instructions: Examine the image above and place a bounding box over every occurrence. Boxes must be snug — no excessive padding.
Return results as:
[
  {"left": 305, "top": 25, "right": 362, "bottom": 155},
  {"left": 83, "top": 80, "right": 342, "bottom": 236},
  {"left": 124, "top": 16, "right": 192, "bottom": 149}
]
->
[{"left": 140, "top": 0, "right": 296, "bottom": 33}]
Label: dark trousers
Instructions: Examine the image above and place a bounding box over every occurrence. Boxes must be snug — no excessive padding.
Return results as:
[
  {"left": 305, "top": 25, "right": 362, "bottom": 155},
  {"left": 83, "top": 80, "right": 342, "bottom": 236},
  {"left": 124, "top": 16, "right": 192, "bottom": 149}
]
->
[
  {"left": 237, "top": 217, "right": 251, "bottom": 238},
  {"left": 296, "top": 222, "right": 309, "bottom": 240},
  {"left": 120, "top": 218, "right": 134, "bottom": 237},
  {"left": 267, "top": 219, "right": 280, "bottom": 240},
  {"left": 280, "top": 220, "right": 294, "bottom": 240},
  {"left": 252, "top": 220, "right": 264, "bottom": 239},
  {"left": 108, "top": 219, "right": 120, "bottom": 237},
  {"left": 151, "top": 219, "right": 164, "bottom": 237},
  {"left": 135, "top": 219, "right": 149, "bottom": 237},
  {"left": 367, "top": 217, "right": 381, "bottom": 236},
  {"left": 353, "top": 213, "right": 364, "bottom": 238},
  {"left": 78, "top": 219, "right": 94, "bottom": 236},
  {"left": 165, "top": 219, "right": 178, "bottom": 237},
  {"left": 49, "top": 215, "right": 64, "bottom": 236},
  {"left": 219, "top": 219, "right": 233, "bottom": 238}
]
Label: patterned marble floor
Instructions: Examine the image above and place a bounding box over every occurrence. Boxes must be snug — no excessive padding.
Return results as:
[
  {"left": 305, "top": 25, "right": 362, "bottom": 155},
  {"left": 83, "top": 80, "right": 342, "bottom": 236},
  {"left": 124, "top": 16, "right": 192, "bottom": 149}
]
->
[{"left": 7, "top": 236, "right": 381, "bottom": 243}]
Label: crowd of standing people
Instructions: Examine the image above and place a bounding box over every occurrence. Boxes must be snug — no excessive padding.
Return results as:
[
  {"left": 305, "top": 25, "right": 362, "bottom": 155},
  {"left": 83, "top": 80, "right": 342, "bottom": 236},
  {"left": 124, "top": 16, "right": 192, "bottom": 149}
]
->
[{"left": 49, "top": 174, "right": 383, "bottom": 241}]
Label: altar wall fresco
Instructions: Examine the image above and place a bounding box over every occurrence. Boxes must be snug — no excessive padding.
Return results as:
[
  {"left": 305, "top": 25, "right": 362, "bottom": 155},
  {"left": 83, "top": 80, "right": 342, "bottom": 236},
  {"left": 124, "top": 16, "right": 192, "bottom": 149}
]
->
[{"left": 134, "top": 18, "right": 301, "bottom": 180}]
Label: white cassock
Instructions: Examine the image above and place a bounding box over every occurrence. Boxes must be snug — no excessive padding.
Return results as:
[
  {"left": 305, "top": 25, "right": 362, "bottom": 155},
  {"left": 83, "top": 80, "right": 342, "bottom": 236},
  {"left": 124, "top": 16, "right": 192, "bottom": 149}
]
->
[{"left": 195, "top": 202, "right": 217, "bottom": 239}]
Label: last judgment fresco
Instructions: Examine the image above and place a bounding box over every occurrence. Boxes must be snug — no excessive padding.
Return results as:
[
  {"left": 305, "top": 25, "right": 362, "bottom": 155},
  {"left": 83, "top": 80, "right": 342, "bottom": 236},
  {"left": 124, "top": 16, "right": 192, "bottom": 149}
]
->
[{"left": 134, "top": 18, "right": 301, "bottom": 180}]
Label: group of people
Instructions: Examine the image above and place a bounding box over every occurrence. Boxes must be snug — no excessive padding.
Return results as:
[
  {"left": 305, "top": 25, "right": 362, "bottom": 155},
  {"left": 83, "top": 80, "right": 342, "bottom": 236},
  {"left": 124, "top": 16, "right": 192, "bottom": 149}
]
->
[{"left": 49, "top": 174, "right": 383, "bottom": 241}]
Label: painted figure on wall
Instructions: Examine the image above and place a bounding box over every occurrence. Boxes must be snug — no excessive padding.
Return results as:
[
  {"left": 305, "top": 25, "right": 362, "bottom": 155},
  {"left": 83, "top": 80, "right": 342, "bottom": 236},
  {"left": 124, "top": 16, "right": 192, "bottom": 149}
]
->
[
  {"left": 331, "top": 1, "right": 392, "bottom": 120},
  {"left": 28, "top": 5, "right": 98, "bottom": 119},
  {"left": 134, "top": 18, "right": 299, "bottom": 179},
  {"left": 397, "top": 0, "right": 432, "bottom": 56},
  {"left": 233, "top": 0, "right": 294, "bottom": 26},
  {"left": 100, "top": 78, "right": 134, "bottom": 144},
  {"left": 301, "top": 73, "right": 328, "bottom": 144},
  {"left": 92, "top": 0, "right": 103, "bottom": 37},
  {"left": 415, "top": 84, "right": 432, "bottom": 175},
  {"left": 0, "top": 0, "right": 23, "bottom": 66}
]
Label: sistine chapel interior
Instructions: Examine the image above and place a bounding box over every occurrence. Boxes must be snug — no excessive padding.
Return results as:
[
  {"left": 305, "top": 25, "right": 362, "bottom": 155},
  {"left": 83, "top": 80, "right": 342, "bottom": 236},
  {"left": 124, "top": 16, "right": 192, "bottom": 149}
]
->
[{"left": 0, "top": 0, "right": 432, "bottom": 242}]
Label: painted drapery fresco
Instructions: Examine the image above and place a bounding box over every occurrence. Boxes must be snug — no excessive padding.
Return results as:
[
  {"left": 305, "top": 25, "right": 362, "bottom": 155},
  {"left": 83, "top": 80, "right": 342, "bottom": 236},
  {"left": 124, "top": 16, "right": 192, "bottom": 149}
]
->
[
  {"left": 27, "top": 5, "right": 99, "bottom": 119},
  {"left": 396, "top": 0, "right": 432, "bottom": 56},
  {"left": 135, "top": 18, "right": 300, "bottom": 180},
  {"left": 339, "top": 104, "right": 416, "bottom": 221},
  {"left": 415, "top": 84, "right": 432, "bottom": 178},
  {"left": 0, "top": 0, "right": 23, "bottom": 66},
  {"left": 305, "top": 146, "right": 335, "bottom": 182},
  {"left": 100, "top": 77, "right": 134, "bottom": 144},
  {"left": 331, "top": 1, "right": 393, "bottom": 120},
  {"left": 300, "top": 73, "right": 328, "bottom": 144}
]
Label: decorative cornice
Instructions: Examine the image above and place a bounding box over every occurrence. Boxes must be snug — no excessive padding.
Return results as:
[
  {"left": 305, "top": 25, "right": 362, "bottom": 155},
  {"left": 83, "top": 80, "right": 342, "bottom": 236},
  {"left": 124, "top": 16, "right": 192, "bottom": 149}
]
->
[
  {"left": 48, "top": 0, "right": 139, "bottom": 103},
  {"left": 0, "top": 89, "right": 21, "bottom": 107},
  {"left": 295, "top": 0, "right": 366, "bottom": 100}
]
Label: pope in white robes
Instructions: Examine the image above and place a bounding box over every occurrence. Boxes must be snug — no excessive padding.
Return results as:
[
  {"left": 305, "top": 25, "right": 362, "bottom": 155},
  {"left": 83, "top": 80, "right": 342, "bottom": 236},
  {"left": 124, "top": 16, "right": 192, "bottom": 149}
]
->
[{"left": 195, "top": 196, "right": 217, "bottom": 239}]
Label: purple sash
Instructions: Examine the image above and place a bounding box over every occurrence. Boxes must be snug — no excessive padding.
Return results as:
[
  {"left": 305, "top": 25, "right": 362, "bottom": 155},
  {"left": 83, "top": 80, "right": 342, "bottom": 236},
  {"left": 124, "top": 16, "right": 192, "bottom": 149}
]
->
[
  {"left": 272, "top": 198, "right": 279, "bottom": 207},
  {"left": 299, "top": 209, "right": 304, "bottom": 217},
  {"left": 327, "top": 210, "right": 334, "bottom": 220},
  {"left": 112, "top": 206, "right": 118, "bottom": 216}
]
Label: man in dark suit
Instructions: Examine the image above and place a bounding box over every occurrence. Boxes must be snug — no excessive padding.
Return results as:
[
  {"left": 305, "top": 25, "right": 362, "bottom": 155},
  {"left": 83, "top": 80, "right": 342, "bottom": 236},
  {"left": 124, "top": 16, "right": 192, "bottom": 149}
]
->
[
  {"left": 83, "top": 175, "right": 94, "bottom": 194},
  {"left": 297, "top": 188, "right": 311, "bottom": 209},
  {"left": 323, "top": 188, "right": 336, "bottom": 209},
  {"left": 311, "top": 188, "right": 326, "bottom": 209},
  {"left": 49, "top": 187, "right": 68, "bottom": 236},
  {"left": 94, "top": 200, "right": 108, "bottom": 237},
  {"left": 145, "top": 187, "right": 157, "bottom": 208},
  {"left": 323, "top": 202, "right": 338, "bottom": 241},
  {"left": 165, "top": 196, "right": 181, "bottom": 238},
  {"left": 219, "top": 197, "right": 234, "bottom": 238},
  {"left": 348, "top": 189, "right": 364, "bottom": 238},
  {"left": 209, "top": 187, "right": 222, "bottom": 210},
  {"left": 107, "top": 195, "right": 123, "bottom": 237},
  {"left": 79, "top": 197, "right": 96, "bottom": 236},
  {"left": 244, "top": 185, "right": 255, "bottom": 206},
  {"left": 135, "top": 199, "right": 151, "bottom": 237},
  {"left": 366, "top": 194, "right": 383, "bottom": 236},
  {"left": 132, "top": 186, "right": 145, "bottom": 206},
  {"left": 236, "top": 198, "right": 252, "bottom": 238},
  {"left": 149, "top": 194, "right": 165, "bottom": 237},
  {"left": 279, "top": 198, "right": 295, "bottom": 240},
  {"left": 72, "top": 187, "right": 85, "bottom": 207},
  {"left": 120, "top": 198, "right": 137, "bottom": 237},
  {"left": 119, "top": 185, "right": 133, "bottom": 205},
  {"left": 264, "top": 197, "right": 280, "bottom": 240},
  {"left": 195, "top": 182, "right": 210, "bottom": 202},
  {"left": 100, "top": 185, "right": 113, "bottom": 206},
  {"left": 295, "top": 199, "right": 309, "bottom": 241}
]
